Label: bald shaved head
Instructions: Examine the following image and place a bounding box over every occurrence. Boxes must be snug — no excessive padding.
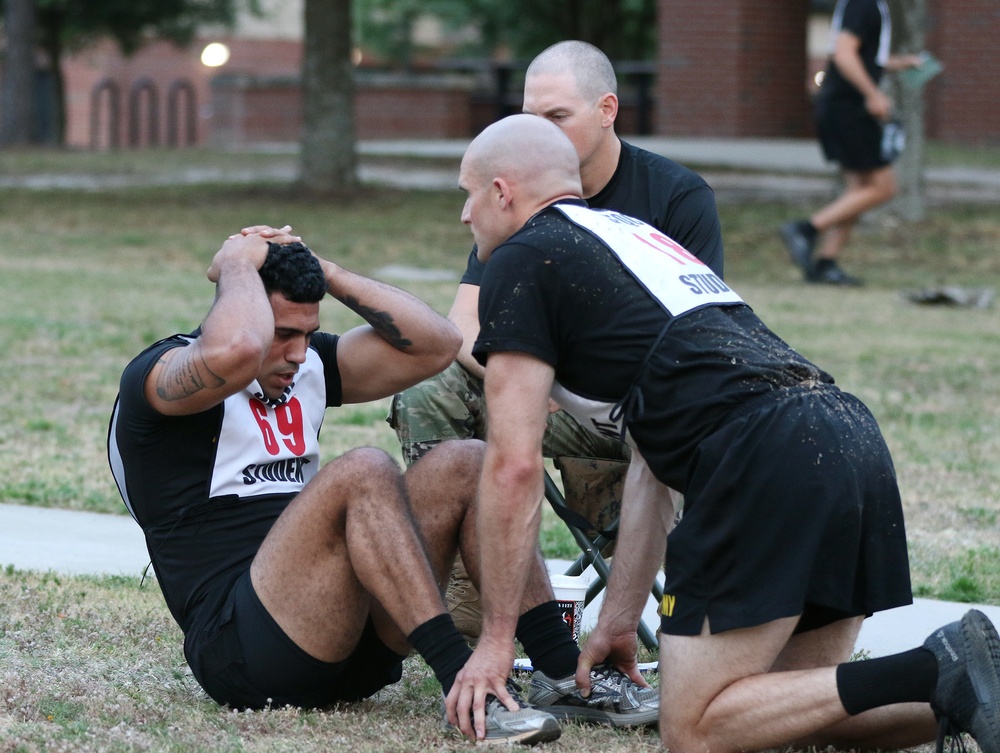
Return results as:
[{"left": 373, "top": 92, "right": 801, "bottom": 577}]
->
[
  {"left": 526, "top": 40, "right": 618, "bottom": 101},
  {"left": 459, "top": 114, "right": 583, "bottom": 261},
  {"left": 464, "top": 114, "right": 581, "bottom": 195}
]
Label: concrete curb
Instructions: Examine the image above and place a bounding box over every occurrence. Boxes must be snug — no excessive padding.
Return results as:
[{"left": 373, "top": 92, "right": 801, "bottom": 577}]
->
[{"left": 3, "top": 503, "right": 998, "bottom": 659}]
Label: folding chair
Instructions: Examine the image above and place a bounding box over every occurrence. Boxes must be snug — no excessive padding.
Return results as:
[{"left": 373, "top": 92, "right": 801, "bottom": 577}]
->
[{"left": 543, "top": 465, "right": 663, "bottom": 651}]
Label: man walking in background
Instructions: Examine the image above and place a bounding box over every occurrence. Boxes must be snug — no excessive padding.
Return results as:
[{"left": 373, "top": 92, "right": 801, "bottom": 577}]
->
[{"left": 781, "top": 0, "right": 923, "bottom": 286}]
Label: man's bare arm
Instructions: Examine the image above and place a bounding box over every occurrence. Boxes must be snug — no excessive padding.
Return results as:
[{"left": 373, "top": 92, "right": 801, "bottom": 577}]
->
[
  {"left": 145, "top": 233, "right": 278, "bottom": 416},
  {"left": 445, "top": 351, "right": 554, "bottom": 740},
  {"left": 324, "top": 259, "right": 461, "bottom": 403},
  {"left": 447, "top": 283, "right": 485, "bottom": 379}
]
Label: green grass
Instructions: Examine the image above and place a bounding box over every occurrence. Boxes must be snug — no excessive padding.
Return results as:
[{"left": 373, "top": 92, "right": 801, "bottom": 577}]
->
[
  {"left": 926, "top": 140, "right": 1000, "bottom": 170},
  {"left": 0, "top": 152, "right": 997, "bottom": 752},
  {"left": 1, "top": 180, "right": 999, "bottom": 602}
]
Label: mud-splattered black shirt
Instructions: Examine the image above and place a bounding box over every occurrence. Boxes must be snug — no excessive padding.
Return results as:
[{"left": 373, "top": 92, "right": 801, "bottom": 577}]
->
[{"left": 474, "top": 201, "right": 834, "bottom": 490}]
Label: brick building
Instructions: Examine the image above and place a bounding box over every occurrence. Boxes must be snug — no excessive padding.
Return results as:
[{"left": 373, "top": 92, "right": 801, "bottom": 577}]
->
[
  {"left": 25, "top": 0, "right": 1000, "bottom": 148},
  {"left": 655, "top": 0, "right": 1000, "bottom": 145}
]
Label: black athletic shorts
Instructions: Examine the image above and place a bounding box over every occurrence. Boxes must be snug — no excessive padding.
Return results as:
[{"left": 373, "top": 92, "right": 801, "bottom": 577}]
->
[
  {"left": 659, "top": 384, "right": 912, "bottom": 636},
  {"left": 185, "top": 571, "right": 405, "bottom": 709},
  {"left": 814, "top": 95, "right": 890, "bottom": 172}
]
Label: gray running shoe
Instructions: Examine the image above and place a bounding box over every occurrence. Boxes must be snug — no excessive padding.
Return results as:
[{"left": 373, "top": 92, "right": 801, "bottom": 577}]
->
[
  {"left": 444, "top": 679, "right": 562, "bottom": 746},
  {"left": 527, "top": 664, "right": 659, "bottom": 727},
  {"left": 923, "top": 609, "right": 1000, "bottom": 753}
]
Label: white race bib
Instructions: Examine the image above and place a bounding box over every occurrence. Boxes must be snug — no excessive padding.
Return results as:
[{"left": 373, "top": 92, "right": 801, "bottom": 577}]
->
[{"left": 556, "top": 204, "right": 742, "bottom": 316}]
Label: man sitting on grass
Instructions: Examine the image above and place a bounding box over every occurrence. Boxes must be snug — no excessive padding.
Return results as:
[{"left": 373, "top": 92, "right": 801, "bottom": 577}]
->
[{"left": 107, "top": 229, "right": 656, "bottom": 745}]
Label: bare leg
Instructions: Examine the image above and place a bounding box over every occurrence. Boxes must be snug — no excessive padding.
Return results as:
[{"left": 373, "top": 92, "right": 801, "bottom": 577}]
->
[
  {"left": 810, "top": 166, "right": 897, "bottom": 261},
  {"left": 250, "top": 445, "right": 454, "bottom": 661},
  {"left": 659, "top": 616, "right": 936, "bottom": 753},
  {"left": 814, "top": 219, "right": 855, "bottom": 262},
  {"left": 774, "top": 618, "right": 937, "bottom": 750},
  {"left": 366, "top": 439, "right": 487, "bottom": 648}
]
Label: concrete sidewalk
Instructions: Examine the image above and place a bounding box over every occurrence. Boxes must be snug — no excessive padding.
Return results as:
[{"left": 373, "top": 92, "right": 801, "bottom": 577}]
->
[
  {"left": 2, "top": 137, "right": 999, "bottom": 202},
  {"left": 3, "top": 502, "right": 998, "bottom": 659}
]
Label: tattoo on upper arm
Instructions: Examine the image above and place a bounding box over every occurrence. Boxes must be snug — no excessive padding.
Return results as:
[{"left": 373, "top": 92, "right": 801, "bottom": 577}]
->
[
  {"left": 154, "top": 351, "right": 226, "bottom": 401},
  {"left": 340, "top": 295, "right": 413, "bottom": 350}
]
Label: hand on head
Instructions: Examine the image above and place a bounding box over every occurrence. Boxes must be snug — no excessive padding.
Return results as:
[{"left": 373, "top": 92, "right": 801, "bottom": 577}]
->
[
  {"left": 241, "top": 224, "right": 301, "bottom": 244},
  {"left": 207, "top": 225, "right": 299, "bottom": 283}
]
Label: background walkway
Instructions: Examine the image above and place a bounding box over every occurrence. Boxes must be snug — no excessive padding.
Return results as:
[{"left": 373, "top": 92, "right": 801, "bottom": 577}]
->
[
  {"left": 2, "top": 137, "right": 1000, "bottom": 203},
  {"left": 3, "top": 502, "right": 998, "bottom": 659}
]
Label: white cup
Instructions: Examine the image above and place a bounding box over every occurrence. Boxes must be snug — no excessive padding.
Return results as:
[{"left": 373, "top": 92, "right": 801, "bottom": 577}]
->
[{"left": 549, "top": 574, "right": 588, "bottom": 642}]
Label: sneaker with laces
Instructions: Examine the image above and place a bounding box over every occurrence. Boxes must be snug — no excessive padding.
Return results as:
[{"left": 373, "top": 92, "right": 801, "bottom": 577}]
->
[
  {"left": 807, "top": 259, "right": 864, "bottom": 286},
  {"left": 444, "top": 679, "right": 562, "bottom": 746},
  {"left": 780, "top": 220, "right": 816, "bottom": 274},
  {"left": 923, "top": 609, "right": 1000, "bottom": 753},
  {"left": 527, "top": 664, "right": 659, "bottom": 727}
]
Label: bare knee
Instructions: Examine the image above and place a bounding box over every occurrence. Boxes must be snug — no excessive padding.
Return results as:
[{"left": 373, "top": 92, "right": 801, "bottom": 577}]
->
[
  {"left": 870, "top": 167, "right": 898, "bottom": 204},
  {"left": 420, "top": 438, "right": 484, "bottom": 468},
  {"left": 320, "top": 446, "right": 404, "bottom": 508},
  {"left": 407, "top": 439, "right": 484, "bottom": 510},
  {"left": 338, "top": 445, "right": 400, "bottom": 478},
  {"left": 879, "top": 175, "right": 898, "bottom": 203}
]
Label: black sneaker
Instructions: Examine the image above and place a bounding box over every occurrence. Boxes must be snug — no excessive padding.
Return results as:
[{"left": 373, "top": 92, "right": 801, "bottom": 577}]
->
[
  {"left": 443, "top": 679, "right": 562, "bottom": 746},
  {"left": 807, "top": 259, "right": 864, "bottom": 286},
  {"left": 923, "top": 609, "right": 1000, "bottom": 753},
  {"left": 779, "top": 221, "right": 816, "bottom": 274}
]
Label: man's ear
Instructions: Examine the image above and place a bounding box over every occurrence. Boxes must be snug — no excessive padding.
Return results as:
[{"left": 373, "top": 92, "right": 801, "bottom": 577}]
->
[
  {"left": 494, "top": 177, "right": 512, "bottom": 209},
  {"left": 598, "top": 92, "right": 619, "bottom": 128}
]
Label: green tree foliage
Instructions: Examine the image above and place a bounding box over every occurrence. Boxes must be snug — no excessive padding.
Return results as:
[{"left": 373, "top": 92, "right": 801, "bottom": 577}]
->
[
  {"left": 353, "top": 0, "right": 656, "bottom": 68},
  {"left": 35, "top": 0, "right": 244, "bottom": 54},
  {"left": 29, "top": 0, "right": 254, "bottom": 144}
]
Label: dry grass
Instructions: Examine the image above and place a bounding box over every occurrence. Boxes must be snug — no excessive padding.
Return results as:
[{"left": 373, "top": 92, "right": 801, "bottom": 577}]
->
[
  {"left": 0, "top": 568, "right": 667, "bottom": 752},
  {"left": 0, "top": 158, "right": 998, "bottom": 751}
]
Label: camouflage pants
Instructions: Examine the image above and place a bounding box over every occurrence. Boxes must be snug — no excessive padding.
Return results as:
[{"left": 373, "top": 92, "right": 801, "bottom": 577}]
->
[{"left": 387, "top": 360, "right": 630, "bottom": 530}]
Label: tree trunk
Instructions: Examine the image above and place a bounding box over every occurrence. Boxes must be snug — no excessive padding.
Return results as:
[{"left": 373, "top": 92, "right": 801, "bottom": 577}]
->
[
  {"left": 888, "top": 0, "right": 927, "bottom": 222},
  {"left": 36, "top": 4, "right": 67, "bottom": 146},
  {"left": 0, "top": 0, "right": 38, "bottom": 146},
  {"left": 300, "top": 0, "right": 357, "bottom": 192}
]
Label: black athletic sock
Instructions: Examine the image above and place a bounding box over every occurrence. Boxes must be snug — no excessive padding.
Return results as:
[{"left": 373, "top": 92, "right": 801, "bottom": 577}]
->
[
  {"left": 836, "top": 646, "right": 939, "bottom": 715},
  {"left": 516, "top": 600, "right": 581, "bottom": 679},
  {"left": 407, "top": 613, "right": 473, "bottom": 696}
]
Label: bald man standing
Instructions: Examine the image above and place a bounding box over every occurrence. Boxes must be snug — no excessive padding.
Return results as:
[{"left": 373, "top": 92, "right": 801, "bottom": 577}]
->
[{"left": 445, "top": 114, "right": 1000, "bottom": 753}]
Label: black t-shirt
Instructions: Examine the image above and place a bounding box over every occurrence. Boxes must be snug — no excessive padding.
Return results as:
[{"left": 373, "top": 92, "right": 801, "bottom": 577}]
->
[
  {"left": 108, "top": 331, "right": 342, "bottom": 633},
  {"left": 819, "top": 0, "right": 891, "bottom": 103},
  {"left": 461, "top": 139, "right": 724, "bottom": 285},
  {"left": 473, "top": 202, "right": 832, "bottom": 490}
]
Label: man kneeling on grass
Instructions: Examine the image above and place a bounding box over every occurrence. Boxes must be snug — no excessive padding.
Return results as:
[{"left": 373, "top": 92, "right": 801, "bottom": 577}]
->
[
  {"left": 446, "top": 113, "right": 1000, "bottom": 753},
  {"left": 108, "top": 230, "right": 657, "bottom": 745}
]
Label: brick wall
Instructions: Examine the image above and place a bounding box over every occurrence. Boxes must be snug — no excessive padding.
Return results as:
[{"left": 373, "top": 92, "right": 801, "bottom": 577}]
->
[
  {"left": 210, "top": 73, "right": 474, "bottom": 145},
  {"left": 29, "top": 3, "right": 1000, "bottom": 147},
  {"left": 656, "top": 0, "right": 810, "bottom": 137},
  {"left": 926, "top": 0, "right": 1000, "bottom": 145},
  {"left": 64, "top": 37, "right": 302, "bottom": 149}
]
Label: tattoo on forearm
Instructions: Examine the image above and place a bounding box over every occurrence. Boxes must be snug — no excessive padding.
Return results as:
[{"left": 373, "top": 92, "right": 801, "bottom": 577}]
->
[
  {"left": 340, "top": 295, "right": 413, "bottom": 350},
  {"left": 155, "top": 352, "right": 226, "bottom": 401}
]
